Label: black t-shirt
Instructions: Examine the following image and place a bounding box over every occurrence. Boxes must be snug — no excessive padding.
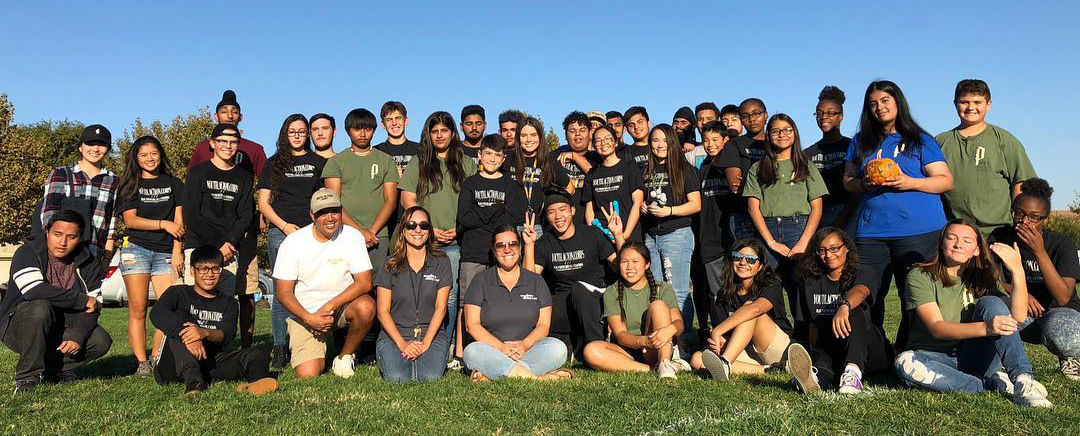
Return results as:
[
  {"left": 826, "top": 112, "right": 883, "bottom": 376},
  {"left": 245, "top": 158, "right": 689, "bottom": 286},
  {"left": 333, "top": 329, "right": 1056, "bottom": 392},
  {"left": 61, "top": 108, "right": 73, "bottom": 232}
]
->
[
  {"left": 374, "top": 140, "right": 421, "bottom": 174},
  {"left": 374, "top": 254, "right": 454, "bottom": 340},
  {"left": 549, "top": 146, "right": 601, "bottom": 224},
  {"left": 119, "top": 175, "right": 184, "bottom": 253},
  {"left": 989, "top": 227, "right": 1080, "bottom": 312},
  {"left": 182, "top": 161, "right": 254, "bottom": 249},
  {"left": 150, "top": 285, "right": 238, "bottom": 352},
  {"left": 582, "top": 158, "right": 644, "bottom": 241},
  {"left": 534, "top": 225, "right": 614, "bottom": 294},
  {"left": 457, "top": 173, "right": 527, "bottom": 264},
  {"left": 643, "top": 159, "right": 700, "bottom": 235},
  {"left": 256, "top": 153, "right": 327, "bottom": 227},
  {"left": 709, "top": 280, "right": 793, "bottom": 335},
  {"left": 463, "top": 267, "right": 553, "bottom": 342},
  {"left": 796, "top": 264, "right": 878, "bottom": 323},
  {"left": 804, "top": 137, "right": 851, "bottom": 208},
  {"left": 715, "top": 136, "right": 764, "bottom": 210},
  {"left": 618, "top": 144, "right": 651, "bottom": 171},
  {"left": 698, "top": 156, "right": 733, "bottom": 262},
  {"left": 462, "top": 145, "right": 481, "bottom": 167}
]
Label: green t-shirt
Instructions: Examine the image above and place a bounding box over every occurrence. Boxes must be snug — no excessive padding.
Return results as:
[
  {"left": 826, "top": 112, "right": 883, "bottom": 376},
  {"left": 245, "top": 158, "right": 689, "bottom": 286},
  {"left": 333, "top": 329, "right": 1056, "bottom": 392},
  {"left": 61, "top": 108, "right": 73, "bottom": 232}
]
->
[
  {"left": 905, "top": 268, "right": 1004, "bottom": 352},
  {"left": 602, "top": 281, "right": 678, "bottom": 336},
  {"left": 742, "top": 159, "right": 828, "bottom": 217},
  {"left": 936, "top": 124, "right": 1036, "bottom": 235},
  {"left": 321, "top": 148, "right": 399, "bottom": 237},
  {"left": 398, "top": 156, "right": 478, "bottom": 232}
]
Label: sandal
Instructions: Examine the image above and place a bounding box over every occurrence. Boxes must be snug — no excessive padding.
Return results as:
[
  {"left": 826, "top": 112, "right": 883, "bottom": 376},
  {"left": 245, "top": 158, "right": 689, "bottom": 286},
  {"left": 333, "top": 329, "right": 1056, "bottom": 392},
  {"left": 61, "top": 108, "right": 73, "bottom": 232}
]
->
[
  {"left": 541, "top": 368, "right": 575, "bottom": 381},
  {"left": 470, "top": 370, "right": 490, "bottom": 383}
]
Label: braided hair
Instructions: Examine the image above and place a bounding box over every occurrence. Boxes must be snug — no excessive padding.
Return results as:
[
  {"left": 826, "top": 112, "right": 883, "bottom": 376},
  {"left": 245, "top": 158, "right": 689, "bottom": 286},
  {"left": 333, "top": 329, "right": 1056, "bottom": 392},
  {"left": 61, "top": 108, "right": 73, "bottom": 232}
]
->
[{"left": 614, "top": 242, "right": 659, "bottom": 323}]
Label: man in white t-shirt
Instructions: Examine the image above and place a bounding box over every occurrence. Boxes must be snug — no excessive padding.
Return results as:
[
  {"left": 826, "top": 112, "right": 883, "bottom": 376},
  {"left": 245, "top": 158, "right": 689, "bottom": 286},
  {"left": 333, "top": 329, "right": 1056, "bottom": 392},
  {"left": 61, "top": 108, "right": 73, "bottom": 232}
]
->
[{"left": 273, "top": 188, "right": 375, "bottom": 378}]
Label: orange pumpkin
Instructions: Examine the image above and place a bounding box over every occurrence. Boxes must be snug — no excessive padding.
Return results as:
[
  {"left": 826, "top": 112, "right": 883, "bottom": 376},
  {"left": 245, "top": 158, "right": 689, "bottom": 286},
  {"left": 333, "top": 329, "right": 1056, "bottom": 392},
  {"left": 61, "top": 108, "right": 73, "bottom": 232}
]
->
[{"left": 865, "top": 158, "right": 900, "bottom": 185}]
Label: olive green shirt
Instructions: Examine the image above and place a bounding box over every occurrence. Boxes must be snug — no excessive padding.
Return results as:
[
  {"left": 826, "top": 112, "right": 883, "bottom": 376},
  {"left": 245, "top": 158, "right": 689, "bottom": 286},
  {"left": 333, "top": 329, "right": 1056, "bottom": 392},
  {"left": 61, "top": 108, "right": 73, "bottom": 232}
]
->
[
  {"left": 905, "top": 268, "right": 1005, "bottom": 352},
  {"left": 743, "top": 159, "right": 828, "bottom": 217},
  {"left": 936, "top": 124, "right": 1036, "bottom": 235},
  {"left": 321, "top": 148, "right": 399, "bottom": 237},
  {"left": 398, "top": 156, "right": 477, "bottom": 232},
  {"left": 602, "top": 282, "right": 678, "bottom": 336}
]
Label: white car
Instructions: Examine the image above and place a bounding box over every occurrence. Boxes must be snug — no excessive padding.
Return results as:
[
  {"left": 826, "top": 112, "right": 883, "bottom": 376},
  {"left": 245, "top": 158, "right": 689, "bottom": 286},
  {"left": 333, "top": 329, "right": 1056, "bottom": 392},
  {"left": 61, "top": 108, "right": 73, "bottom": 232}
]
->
[{"left": 99, "top": 252, "right": 272, "bottom": 306}]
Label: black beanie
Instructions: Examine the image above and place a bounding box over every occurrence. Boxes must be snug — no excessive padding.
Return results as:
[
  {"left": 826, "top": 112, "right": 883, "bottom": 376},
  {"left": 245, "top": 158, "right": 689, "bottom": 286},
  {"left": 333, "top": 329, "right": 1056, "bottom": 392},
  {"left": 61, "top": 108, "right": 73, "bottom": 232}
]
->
[
  {"left": 673, "top": 106, "right": 695, "bottom": 124},
  {"left": 216, "top": 90, "right": 240, "bottom": 112}
]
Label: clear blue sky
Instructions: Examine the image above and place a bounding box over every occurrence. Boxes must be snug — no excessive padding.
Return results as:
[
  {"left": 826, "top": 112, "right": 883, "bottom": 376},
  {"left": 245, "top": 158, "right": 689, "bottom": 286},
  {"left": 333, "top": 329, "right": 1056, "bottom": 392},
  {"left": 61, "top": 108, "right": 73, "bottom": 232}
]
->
[{"left": 3, "top": 1, "right": 1077, "bottom": 208}]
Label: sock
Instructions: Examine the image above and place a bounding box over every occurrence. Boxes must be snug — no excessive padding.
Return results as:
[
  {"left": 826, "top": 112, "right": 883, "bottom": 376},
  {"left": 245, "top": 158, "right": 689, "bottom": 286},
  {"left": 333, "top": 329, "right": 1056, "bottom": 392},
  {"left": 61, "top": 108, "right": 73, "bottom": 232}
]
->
[{"left": 845, "top": 363, "right": 863, "bottom": 379}]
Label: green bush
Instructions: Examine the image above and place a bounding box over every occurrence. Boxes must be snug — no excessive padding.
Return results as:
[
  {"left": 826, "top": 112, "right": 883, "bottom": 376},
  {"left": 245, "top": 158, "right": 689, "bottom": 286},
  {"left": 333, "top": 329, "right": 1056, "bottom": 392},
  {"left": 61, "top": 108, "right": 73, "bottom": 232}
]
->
[{"left": 1047, "top": 212, "right": 1080, "bottom": 246}]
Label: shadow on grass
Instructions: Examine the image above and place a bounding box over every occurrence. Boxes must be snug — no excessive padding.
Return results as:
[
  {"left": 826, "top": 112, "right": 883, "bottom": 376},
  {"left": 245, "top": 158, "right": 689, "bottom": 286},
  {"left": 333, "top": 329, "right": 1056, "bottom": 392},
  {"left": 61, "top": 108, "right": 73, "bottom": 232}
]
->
[{"left": 80, "top": 355, "right": 136, "bottom": 379}]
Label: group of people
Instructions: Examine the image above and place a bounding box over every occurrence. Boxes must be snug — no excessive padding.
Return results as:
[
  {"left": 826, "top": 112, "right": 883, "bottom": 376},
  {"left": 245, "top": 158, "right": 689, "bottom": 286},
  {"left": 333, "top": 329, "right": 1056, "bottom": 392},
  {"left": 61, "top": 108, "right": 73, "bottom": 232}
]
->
[{"left": 3, "top": 80, "right": 1077, "bottom": 408}]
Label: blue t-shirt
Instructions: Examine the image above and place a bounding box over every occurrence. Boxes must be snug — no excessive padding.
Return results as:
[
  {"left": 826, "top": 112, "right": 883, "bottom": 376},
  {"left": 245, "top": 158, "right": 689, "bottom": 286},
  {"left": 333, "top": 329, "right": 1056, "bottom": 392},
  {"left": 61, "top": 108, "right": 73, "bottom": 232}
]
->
[{"left": 844, "top": 132, "right": 947, "bottom": 238}]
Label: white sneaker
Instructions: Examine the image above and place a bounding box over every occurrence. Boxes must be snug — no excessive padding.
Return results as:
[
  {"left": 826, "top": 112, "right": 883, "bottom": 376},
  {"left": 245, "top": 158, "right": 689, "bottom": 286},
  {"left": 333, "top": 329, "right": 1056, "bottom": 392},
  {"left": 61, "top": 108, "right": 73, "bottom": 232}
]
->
[
  {"left": 657, "top": 361, "right": 677, "bottom": 380},
  {"left": 701, "top": 350, "right": 730, "bottom": 381},
  {"left": 1012, "top": 377, "right": 1052, "bottom": 408},
  {"left": 785, "top": 343, "right": 820, "bottom": 394},
  {"left": 447, "top": 357, "right": 464, "bottom": 371},
  {"left": 992, "top": 371, "right": 1014, "bottom": 395},
  {"left": 331, "top": 354, "right": 355, "bottom": 378},
  {"left": 671, "top": 357, "right": 692, "bottom": 373},
  {"left": 1059, "top": 357, "right": 1080, "bottom": 381}
]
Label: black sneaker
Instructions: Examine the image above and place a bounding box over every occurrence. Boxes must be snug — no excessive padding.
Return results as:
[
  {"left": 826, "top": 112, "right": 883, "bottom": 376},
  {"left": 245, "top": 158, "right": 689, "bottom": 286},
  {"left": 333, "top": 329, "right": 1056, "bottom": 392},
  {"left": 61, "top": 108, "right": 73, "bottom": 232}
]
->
[
  {"left": 14, "top": 378, "right": 40, "bottom": 394},
  {"left": 270, "top": 344, "right": 289, "bottom": 370},
  {"left": 185, "top": 380, "right": 207, "bottom": 397}
]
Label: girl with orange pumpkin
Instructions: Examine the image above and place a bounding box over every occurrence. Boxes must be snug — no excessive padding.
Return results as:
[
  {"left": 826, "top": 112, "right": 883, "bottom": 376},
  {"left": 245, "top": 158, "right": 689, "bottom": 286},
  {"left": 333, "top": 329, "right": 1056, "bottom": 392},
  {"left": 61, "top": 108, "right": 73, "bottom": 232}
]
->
[{"left": 841, "top": 80, "right": 955, "bottom": 348}]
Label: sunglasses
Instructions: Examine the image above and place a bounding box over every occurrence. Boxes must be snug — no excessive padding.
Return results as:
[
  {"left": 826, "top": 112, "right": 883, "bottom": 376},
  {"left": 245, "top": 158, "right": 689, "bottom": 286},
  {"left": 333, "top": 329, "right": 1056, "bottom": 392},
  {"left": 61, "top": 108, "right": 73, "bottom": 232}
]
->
[
  {"left": 494, "top": 241, "right": 521, "bottom": 251},
  {"left": 730, "top": 252, "right": 760, "bottom": 265},
  {"left": 403, "top": 221, "right": 432, "bottom": 231}
]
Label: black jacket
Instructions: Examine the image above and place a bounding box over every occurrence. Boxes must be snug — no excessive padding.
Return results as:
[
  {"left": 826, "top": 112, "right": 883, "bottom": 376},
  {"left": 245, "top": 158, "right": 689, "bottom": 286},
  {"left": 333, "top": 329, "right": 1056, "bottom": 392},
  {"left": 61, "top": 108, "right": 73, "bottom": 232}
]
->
[{"left": 1, "top": 240, "right": 104, "bottom": 345}]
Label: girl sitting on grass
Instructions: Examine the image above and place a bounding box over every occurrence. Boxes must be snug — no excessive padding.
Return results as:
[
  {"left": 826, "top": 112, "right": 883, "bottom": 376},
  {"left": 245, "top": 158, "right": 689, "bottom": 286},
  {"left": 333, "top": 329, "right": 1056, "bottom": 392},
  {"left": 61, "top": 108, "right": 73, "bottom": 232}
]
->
[{"left": 582, "top": 242, "right": 691, "bottom": 379}]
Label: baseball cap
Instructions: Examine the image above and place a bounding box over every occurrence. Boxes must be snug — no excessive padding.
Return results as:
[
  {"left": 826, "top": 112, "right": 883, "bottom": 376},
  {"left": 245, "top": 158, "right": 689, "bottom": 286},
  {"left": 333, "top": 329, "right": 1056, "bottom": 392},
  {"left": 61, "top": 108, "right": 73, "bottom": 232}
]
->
[
  {"left": 310, "top": 188, "right": 342, "bottom": 214},
  {"left": 586, "top": 111, "right": 606, "bottom": 124},
  {"left": 211, "top": 123, "right": 241, "bottom": 139},
  {"left": 80, "top": 124, "right": 111, "bottom": 146}
]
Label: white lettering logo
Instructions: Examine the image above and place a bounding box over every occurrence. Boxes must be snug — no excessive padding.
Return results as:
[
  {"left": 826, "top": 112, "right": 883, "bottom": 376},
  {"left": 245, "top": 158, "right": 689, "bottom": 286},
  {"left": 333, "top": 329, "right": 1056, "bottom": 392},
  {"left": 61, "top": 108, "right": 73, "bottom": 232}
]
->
[
  {"left": 370, "top": 164, "right": 379, "bottom": 180},
  {"left": 975, "top": 146, "right": 986, "bottom": 166}
]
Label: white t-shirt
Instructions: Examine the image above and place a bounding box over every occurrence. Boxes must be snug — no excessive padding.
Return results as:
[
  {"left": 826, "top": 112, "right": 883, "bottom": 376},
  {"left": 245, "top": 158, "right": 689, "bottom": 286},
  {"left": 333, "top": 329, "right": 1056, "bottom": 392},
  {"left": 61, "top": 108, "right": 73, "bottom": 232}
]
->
[{"left": 273, "top": 224, "right": 373, "bottom": 314}]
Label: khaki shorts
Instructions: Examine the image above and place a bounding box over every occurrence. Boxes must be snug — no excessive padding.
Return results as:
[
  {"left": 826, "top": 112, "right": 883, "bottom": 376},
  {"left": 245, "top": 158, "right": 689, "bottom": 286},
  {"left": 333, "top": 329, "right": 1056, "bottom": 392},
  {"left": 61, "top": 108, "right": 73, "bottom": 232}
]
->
[
  {"left": 286, "top": 310, "right": 349, "bottom": 368},
  {"left": 182, "top": 248, "right": 238, "bottom": 296},
  {"left": 235, "top": 230, "right": 260, "bottom": 296},
  {"left": 733, "top": 323, "right": 790, "bottom": 366}
]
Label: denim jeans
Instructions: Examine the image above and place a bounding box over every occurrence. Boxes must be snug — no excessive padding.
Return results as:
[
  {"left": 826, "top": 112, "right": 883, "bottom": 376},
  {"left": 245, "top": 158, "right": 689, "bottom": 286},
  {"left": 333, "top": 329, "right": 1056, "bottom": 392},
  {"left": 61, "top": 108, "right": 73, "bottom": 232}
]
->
[
  {"left": 895, "top": 296, "right": 1034, "bottom": 393},
  {"left": 1020, "top": 307, "right": 1080, "bottom": 358},
  {"left": 856, "top": 230, "right": 940, "bottom": 348},
  {"left": 463, "top": 337, "right": 567, "bottom": 380},
  {"left": 375, "top": 331, "right": 450, "bottom": 382},
  {"left": 761, "top": 215, "right": 808, "bottom": 330},
  {"left": 442, "top": 243, "right": 462, "bottom": 353},
  {"left": 267, "top": 227, "right": 289, "bottom": 347},
  {"left": 644, "top": 226, "right": 695, "bottom": 342}
]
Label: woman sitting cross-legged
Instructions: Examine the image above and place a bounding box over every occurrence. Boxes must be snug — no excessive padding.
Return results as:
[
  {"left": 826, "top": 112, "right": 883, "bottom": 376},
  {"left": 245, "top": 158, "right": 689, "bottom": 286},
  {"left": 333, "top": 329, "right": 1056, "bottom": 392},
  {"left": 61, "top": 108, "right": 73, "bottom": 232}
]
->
[
  {"left": 690, "top": 238, "right": 794, "bottom": 380},
  {"left": 583, "top": 242, "right": 692, "bottom": 379},
  {"left": 784, "top": 227, "right": 895, "bottom": 395},
  {"left": 896, "top": 219, "right": 1052, "bottom": 408},
  {"left": 463, "top": 224, "right": 572, "bottom": 381}
]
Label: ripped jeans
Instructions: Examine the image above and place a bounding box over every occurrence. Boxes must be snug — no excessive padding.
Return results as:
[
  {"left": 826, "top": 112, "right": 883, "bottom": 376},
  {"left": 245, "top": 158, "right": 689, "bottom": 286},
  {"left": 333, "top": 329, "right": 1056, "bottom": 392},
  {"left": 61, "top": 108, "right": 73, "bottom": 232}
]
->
[
  {"left": 644, "top": 226, "right": 695, "bottom": 344},
  {"left": 895, "top": 296, "right": 1033, "bottom": 393}
]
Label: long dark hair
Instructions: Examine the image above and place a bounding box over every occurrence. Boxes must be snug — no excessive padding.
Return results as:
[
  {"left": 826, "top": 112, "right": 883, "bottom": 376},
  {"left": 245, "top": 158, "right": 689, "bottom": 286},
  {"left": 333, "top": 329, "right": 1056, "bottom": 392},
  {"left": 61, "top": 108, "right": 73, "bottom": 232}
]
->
[
  {"left": 915, "top": 219, "right": 1000, "bottom": 298},
  {"left": 797, "top": 227, "right": 859, "bottom": 289},
  {"left": 512, "top": 117, "right": 554, "bottom": 186},
  {"left": 416, "top": 111, "right": 467, "bottom": 199},
  {"left": 385, "top": 206, "right": 445, "bottom": 275},
  {"left": 757, "top": 114, "right": 810, "bottom": 187},
  {"left": 269, "top": 114, "right": 311, "bottom": 197},
  {"left": 717, "top": 238, "right": 779, "bottom": 308},
  {"left": 116, "top": 135, "right": 174, "bottom": 204},
  {"left": 853, "top": 80, "right": 929, "bottom": 165},
  {"left": 614, "top": 242, "right": 660, "bottom": 323},
  {"left": 645, "top": 124, "right": 688, "bottom": 205}
]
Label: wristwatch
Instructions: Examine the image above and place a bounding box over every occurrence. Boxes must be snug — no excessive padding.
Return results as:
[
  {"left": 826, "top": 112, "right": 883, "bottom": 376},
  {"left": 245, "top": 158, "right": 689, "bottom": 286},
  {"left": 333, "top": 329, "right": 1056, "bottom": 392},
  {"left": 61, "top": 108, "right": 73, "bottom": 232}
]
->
[{"left": 838, "top": 298, "right": 851, "bottom": 309}]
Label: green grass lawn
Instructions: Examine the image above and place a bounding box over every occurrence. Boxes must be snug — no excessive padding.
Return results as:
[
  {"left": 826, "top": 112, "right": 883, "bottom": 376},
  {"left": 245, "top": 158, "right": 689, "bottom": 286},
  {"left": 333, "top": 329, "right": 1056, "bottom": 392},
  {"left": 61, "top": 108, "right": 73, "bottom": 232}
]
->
[{"left": 1, "top": 292, "right": 1077, "bottom": 436}]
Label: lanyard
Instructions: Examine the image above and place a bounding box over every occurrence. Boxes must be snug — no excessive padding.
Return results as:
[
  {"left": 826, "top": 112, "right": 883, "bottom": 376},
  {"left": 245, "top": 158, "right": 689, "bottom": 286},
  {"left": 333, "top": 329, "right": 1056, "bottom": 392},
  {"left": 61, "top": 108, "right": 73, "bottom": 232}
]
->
[
  {"left": 523, "top": 157, "right": 539, "bottom": 210},
  {"left": 409, "top": 259, "right": 423, "bottom": 340}
]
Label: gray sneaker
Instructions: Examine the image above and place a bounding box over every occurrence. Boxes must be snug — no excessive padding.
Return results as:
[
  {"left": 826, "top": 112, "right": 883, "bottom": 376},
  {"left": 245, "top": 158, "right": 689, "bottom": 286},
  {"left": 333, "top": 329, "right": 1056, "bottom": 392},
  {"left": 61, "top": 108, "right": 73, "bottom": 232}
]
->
[
  {"left": 701, "top": 350, "right": 731, "bottom": 381},
  {"left": 134, "top": 360, "right": 154, "bottom": 377},
  {"left": 785, "top": 343, "right": 821, "bottom": 394}
]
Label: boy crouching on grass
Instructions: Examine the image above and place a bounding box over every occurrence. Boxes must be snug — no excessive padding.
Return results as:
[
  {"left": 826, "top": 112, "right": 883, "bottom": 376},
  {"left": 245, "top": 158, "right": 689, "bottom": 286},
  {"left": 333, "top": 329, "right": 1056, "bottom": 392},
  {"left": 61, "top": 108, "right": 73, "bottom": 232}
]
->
[{"left": 150, "top": 245, "right": 278, "bottom": 396}]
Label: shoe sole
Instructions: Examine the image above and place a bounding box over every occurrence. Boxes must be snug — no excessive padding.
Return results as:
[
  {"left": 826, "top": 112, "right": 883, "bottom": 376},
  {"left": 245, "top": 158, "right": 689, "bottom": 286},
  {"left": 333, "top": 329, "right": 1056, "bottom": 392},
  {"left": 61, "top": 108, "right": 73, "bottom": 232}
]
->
[
  {"left": 237, "top": 378, "right": 279, "bottom": 396},
  {"left": 701, "top": 351, "right": 729, "bottom": 381},
  {"left": 786, "top": 344, "right": 821, "bottom": 394}
]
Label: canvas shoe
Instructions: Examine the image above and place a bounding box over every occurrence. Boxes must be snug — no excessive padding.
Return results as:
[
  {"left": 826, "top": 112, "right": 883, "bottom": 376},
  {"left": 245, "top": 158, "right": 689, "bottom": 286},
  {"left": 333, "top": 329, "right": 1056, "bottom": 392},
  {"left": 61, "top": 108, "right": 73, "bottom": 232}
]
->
[
  {"left": 134, "top": 360, "right": 154, "bottom": 377},
  {"left": 656, "top": 361, "right": 677, "bottom": 380},
  {"left": 837, "top": 369, "right": 864, "bottom": 394},
  {"left": 992, "top": 371, "right": 1014, "bottom": 395},
  {"left": 1012, "top": 376, "right": 1052, "bottom": 408},
  {"left": 701, "top": 350, "right": 731, "bottom": 381},
  {"left": 332, "top": 354, "right": 356, "bottom": 378},
  {"left": 1059, "top": 357, "right": 1080, "bottom": 381},
  {"left": 785, "top": 343, "right": 821, "bottom": 394}
]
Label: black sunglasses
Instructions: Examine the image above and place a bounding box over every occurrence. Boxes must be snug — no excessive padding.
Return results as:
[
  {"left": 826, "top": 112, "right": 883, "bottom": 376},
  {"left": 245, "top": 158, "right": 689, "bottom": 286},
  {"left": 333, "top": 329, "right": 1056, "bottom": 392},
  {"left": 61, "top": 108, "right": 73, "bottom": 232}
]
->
[{"left": 403, "top": 221, "right": 432, "bottom": 231}]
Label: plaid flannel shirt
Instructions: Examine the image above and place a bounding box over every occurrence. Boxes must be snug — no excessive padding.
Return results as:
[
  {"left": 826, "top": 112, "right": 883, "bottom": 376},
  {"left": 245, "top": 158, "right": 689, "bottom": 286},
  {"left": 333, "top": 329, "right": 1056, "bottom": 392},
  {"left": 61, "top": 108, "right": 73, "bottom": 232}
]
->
[{"left": 40, "top": 163, "right": 119, "bottom": 249}]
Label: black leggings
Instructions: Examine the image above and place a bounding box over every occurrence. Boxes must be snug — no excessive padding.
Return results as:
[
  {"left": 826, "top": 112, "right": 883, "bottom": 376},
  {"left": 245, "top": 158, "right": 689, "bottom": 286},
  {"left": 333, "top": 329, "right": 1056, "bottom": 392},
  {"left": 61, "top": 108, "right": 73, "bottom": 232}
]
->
[
  {"left": 805, "top": 306, "right": 895, "bottom": 390},
  {"left": 154, "top": 339, "right": 271, "bottom": 386}
]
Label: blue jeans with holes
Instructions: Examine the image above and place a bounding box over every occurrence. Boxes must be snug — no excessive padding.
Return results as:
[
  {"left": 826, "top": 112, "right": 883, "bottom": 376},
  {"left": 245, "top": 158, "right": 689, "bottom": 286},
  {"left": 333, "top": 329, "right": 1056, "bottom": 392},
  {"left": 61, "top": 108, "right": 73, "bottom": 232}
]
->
[
  {"left": 1020, "top": 307, "right": 1080, "bottom": 358},
  {"left": 267, "top": 227, "right": 289, "bottom": 347},
  {"left": 442, "top": 243, "right": 461, "bottom": 355},
  {"left": 463, "top": 337, "right": 567, "bottom": 380},
  {"left": 376, "top": 331, "right": 450, "bottom": 382},
  {"left": 895, "top": 296, "right": 1034, "bottom": 393},
  {"left": 644, "top": 226, "right": 695, "bottom": 343}
]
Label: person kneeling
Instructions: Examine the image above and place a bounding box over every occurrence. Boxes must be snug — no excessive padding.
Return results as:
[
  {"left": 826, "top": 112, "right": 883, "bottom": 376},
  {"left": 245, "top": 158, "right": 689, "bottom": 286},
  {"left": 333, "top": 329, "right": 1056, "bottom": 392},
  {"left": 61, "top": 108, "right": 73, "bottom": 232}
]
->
[
  {"left": 151, "top": 245, "right": 277, "bottom": 396},
  {"left": 1, "top": 211, "right": 112, "bottom": 393},
  {"left": 691, "top": 239, "right": 793, "bottom": 380},
  {"left": 463, "top": 226, "right": 572, "bottom": 381},
  {"left": 274, "top": 189, "right": 376, "bottom": 379},
  {"left": 785, "top": 228, "right": 894, "bottom": 395},
  {"left": 583, "top": 243, "right": 691, "bottom": 379}
]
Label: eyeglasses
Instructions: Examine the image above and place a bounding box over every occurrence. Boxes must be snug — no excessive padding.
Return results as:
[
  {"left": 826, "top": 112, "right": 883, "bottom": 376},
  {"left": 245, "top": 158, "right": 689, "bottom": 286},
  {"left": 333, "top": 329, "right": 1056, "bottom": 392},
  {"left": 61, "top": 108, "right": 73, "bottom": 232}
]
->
[
  {"left": 287, "top": 130, "right": 307, "bottom": 137},
  {"left": 403, "top": 221, "right": 432, "bottom": 231},
  {"left": 1012, "top": 210, "right": 1048, "bottom": 222},
  {"left": 594, "top": 137, "right": 614, "bottom": 145},
  {"left": 739, "top": 111, "right": 766, "bottom": 120},
  {"left": 730, "top": 252, "right": 760, "bottom": 265},
  {"left": 194, "top": 266, "right": 223, "bottom": 275},
  {"left": 768, "top": 127, "right": 795, "bottom": 137},
  {"left": 816, "top": 244, "right": 845, "bottom": 255},
  {"left": 495, "top": 241, "right": 521, "bottom": 251},
  {"left": 214, "top": 139, "right": 239, "bottom": 146},
  {"left": 814, "top": 111, "right": 842, "bottom": 118}
]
